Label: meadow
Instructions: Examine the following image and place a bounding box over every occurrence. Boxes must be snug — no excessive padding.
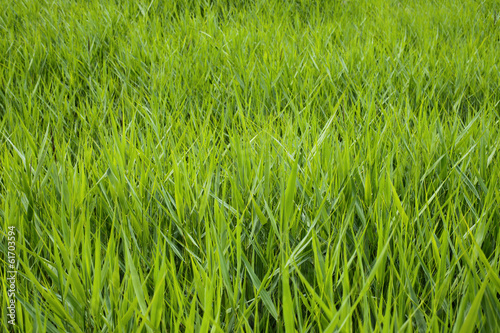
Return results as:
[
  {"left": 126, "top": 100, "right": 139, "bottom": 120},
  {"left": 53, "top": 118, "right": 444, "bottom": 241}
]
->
[{"left": 1, "top": 0, "right": 500, "bottom": 331}]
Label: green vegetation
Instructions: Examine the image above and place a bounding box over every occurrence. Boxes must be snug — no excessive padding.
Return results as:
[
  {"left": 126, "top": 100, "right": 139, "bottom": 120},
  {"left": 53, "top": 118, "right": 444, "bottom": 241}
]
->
[{"left": 1, "top": 0, "right": 500, "bottom": 331}]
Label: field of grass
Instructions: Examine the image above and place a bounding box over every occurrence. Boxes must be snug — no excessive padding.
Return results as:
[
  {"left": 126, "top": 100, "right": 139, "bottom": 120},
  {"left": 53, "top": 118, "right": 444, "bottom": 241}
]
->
[{"left": 1, "top": 0, "right": 500, "bottom": 331}]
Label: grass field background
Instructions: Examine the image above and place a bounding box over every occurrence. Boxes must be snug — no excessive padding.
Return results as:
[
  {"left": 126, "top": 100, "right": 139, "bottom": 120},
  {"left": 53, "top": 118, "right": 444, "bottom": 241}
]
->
[{"left": 1, "top": 0, "right": 500, "bottom": 331}]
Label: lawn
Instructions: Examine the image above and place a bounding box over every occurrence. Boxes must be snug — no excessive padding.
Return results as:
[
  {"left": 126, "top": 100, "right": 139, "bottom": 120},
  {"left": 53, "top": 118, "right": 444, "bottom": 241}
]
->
[{"left": 1, "top": 0, "right": 500, "bottom": 332}]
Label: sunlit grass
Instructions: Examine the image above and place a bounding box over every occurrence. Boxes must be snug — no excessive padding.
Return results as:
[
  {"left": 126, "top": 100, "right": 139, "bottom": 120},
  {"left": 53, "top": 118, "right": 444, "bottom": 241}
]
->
[{"left": 1, "top": 0, "right": 500, "bottom": 332}]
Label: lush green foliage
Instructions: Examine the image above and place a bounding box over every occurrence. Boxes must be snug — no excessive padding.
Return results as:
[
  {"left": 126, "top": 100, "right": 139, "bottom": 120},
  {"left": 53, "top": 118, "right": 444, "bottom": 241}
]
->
[{"left": 1, "top": 0, "right": 500, "bottom": 331}]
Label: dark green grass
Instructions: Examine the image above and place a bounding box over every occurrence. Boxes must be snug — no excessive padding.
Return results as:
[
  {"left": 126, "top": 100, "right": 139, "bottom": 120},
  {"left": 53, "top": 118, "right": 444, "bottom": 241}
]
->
[{"left": 1, "top": 0, "right": 500, "bottom": 332}]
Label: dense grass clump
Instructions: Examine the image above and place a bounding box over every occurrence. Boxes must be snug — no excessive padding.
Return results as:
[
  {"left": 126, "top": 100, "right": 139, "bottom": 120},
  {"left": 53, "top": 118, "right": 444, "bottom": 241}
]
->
[{"left": 1, "top": 0, "right": 500, "bottom": 331}]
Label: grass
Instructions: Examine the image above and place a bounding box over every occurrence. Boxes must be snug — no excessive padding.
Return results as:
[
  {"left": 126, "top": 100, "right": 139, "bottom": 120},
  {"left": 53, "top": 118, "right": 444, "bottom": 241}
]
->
[{"left": 1, "top": 0, "right": 500, "bottom": 331}]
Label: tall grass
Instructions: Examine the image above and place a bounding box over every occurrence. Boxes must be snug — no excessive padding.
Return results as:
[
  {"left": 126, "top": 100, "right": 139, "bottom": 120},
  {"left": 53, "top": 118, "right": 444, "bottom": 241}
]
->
[{"left": 1, "top": 0, "right": 500, "bottom": 331}]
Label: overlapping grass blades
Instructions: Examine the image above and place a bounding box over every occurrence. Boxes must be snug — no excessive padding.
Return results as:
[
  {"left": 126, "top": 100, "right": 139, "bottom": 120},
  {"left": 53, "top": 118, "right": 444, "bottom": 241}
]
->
[{"left": 1, "top": 0, "right": 500, "bottom": 331}]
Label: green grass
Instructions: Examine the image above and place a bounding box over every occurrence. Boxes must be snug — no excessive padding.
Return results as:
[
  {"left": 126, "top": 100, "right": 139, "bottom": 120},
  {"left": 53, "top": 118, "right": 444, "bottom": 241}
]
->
[{"left": 1, "top": 0, "right": 500, "bottom": 331}]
